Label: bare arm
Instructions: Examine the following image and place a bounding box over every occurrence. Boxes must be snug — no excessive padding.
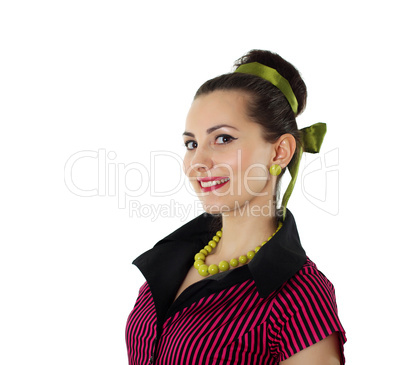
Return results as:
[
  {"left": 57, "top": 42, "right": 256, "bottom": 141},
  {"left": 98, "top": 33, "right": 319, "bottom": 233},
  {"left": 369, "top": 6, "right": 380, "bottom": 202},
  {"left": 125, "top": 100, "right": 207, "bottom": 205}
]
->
[{"left": 279, "top": 332, "right": 341, "bottom": 365}]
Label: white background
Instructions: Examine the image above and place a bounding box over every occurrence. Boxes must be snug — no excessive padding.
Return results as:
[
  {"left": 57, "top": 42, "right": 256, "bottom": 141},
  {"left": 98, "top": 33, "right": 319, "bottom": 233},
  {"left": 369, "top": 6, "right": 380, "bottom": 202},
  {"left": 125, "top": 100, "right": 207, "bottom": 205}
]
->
[{"left": 1, "top": 1, "right": 401, "bottom": 364}]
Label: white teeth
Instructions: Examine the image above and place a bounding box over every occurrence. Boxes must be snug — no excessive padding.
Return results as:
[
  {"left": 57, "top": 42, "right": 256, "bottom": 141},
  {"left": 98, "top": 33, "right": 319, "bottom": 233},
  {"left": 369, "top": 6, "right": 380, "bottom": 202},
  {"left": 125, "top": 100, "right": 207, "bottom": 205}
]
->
[{"left": 200, "top": 178, "right": 230, "bottom": 188}]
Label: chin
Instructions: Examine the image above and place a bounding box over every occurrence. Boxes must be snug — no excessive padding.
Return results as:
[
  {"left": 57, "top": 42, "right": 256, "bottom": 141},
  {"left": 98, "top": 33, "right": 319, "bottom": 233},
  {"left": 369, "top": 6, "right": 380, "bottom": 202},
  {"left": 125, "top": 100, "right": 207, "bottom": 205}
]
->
[
  {"left": 198, "top": 200, "right": 227, "bottom": 215},
  {"left": 199, "top": 197, "right": 241, "bottom": 216}
]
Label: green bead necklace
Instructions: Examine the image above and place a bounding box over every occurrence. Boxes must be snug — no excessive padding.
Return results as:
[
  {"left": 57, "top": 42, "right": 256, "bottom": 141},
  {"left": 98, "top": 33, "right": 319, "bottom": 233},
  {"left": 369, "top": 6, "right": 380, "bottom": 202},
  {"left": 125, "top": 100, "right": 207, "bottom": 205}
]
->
[{"left": 194, "top": 221, "right": 283, "bottom": 277}]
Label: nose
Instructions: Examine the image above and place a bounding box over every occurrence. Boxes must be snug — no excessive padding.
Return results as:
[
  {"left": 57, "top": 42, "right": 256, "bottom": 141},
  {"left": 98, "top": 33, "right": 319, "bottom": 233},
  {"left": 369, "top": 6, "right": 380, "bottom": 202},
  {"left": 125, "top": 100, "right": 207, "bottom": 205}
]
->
[{"left": 187, "top": 147, "right": 213, "bottom": 175}]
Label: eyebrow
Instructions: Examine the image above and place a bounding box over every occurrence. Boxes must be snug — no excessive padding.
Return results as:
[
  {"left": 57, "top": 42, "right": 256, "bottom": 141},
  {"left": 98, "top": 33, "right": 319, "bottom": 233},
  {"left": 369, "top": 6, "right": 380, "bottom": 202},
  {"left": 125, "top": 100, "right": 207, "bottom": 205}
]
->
[{"left": 182, "top": 124, "right": 239, "bottom": 137}]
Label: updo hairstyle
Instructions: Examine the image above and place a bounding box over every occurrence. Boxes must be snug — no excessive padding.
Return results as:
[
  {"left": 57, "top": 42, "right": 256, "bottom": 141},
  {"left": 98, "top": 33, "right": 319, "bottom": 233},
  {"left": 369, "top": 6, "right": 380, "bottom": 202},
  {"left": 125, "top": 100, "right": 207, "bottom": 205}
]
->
[{"left": 195, "top": 49, "right": 307, "bottom": 219}]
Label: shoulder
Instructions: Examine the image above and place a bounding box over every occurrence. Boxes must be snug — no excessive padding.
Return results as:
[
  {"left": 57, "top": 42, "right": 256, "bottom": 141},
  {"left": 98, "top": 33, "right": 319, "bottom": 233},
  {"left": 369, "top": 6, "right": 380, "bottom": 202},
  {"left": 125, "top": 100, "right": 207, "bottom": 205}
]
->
[
  {"left": 271, "top": 258, "right": 343, "bottom": 328},
  {"left": 268, "top": 258, "right": 347, "bottom": 363},
  {"left": 291, "top": 258, "right": 337, "bottom": 301},
  {"left": 275, "top": 257, "right": 338, "bottom": 307}
]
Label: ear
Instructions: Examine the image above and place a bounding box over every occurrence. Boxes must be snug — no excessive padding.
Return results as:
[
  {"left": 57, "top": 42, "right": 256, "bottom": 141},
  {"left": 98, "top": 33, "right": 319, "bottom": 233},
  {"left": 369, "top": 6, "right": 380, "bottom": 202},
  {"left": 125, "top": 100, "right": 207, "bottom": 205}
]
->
[{"left": 271, "top": 134, "right": 297, "bottom": 168}]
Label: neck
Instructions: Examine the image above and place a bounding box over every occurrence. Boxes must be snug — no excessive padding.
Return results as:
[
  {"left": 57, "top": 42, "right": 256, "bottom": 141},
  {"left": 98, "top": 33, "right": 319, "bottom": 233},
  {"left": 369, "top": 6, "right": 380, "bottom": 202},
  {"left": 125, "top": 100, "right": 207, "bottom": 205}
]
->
[{"left": 212, "top": 199, "right": 278, "bottom": 259}]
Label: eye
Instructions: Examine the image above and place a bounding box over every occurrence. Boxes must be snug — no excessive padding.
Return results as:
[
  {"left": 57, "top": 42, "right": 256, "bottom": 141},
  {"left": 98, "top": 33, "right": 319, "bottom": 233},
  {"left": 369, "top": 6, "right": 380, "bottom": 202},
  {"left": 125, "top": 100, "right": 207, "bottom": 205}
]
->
[
  {"left": 183, "top": 134, "right": 238, "bottom": 151},
  {"left": 184, "top": 140, "right": 197, "bottom": 150},
  {"left": 216, "top": 134, "right": 237, "bottom": 144}
]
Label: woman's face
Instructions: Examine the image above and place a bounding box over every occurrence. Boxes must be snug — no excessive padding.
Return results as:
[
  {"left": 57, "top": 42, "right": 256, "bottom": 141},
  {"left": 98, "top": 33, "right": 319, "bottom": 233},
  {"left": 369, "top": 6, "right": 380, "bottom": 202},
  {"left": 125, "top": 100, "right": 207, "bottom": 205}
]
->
[{"left": 183, "top": 90, "right": 275, "bottom": 215}]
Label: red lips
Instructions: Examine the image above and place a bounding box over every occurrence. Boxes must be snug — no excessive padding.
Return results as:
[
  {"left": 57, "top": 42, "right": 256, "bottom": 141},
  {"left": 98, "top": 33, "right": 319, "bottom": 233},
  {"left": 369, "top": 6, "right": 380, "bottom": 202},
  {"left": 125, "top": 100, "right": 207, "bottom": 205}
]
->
[
  {"left": 197, "top": 176, "right": 230, "bottom": 192},
  {"left": 197, "top": 176, "right": 228, "bottom": 183}
]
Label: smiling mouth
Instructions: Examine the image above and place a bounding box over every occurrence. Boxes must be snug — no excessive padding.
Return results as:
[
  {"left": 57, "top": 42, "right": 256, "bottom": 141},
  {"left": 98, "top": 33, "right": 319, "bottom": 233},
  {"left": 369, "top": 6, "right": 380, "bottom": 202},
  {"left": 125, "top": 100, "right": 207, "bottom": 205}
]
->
[{"left": 199, "top": 177, "right": 230, "bottom": 188}]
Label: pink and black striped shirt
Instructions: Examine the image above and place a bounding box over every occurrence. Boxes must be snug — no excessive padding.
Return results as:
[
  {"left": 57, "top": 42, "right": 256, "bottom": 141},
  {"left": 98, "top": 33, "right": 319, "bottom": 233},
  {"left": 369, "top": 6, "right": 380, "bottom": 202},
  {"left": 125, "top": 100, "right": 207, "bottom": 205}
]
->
[{"left": 126, "top": 209, "right": 346, "bottom": 364}]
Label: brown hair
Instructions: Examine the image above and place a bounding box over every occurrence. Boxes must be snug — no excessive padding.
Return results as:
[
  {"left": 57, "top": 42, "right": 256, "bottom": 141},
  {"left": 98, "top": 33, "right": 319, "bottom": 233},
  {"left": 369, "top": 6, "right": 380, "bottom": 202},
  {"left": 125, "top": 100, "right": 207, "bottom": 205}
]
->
[{"left": 194, "top": 49, "right": 307, "bottom": 219}]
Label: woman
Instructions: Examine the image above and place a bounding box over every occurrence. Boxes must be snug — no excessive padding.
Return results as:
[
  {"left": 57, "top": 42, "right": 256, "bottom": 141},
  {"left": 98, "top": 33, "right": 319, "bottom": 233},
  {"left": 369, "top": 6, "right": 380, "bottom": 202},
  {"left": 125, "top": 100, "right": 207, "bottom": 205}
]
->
[{"left": 126, "top": 50, "right": 347, "bottom": 364}]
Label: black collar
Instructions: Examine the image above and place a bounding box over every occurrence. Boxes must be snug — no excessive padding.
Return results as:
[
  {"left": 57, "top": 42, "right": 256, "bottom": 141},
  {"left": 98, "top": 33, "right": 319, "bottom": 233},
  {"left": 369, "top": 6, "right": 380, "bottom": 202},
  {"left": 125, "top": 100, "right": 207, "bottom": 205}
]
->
[{"left": 133, "top": 209, "right": 306, "bottom": 324}]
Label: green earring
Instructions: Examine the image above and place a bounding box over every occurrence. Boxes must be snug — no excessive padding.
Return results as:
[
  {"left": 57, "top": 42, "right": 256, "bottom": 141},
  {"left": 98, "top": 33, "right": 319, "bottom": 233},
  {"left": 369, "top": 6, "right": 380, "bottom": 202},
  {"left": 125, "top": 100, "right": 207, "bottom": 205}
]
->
[{"left": 269, "top": 164, "right": 282, "bottom": 176}]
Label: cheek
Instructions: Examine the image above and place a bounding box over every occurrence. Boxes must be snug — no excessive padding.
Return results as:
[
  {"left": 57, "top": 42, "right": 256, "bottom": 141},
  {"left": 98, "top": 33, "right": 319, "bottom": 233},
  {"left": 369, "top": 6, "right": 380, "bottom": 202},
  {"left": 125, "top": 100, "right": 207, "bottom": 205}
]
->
[
  {"left": 182, "top": 155, "right": 191, "bottom": 176},
  {"left": 244, "top": 161, "right": 269, "bottom": 177},
  {"left": 239, "top": 153, "right": 270, "bottom": 193},
  {"left": 239, "top": 150, "right": 269, "bottom": 176},
  {"left": 219, "top": 153, "right": 240, "bottom": 177},
  {"left": 183, "top": 155, "right": 200, "bottom": 189}
]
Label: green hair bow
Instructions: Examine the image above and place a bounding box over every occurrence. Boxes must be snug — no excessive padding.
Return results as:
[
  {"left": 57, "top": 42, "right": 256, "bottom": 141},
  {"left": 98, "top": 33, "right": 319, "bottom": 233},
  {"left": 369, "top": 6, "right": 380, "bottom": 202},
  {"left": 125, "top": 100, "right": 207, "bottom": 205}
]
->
[
  {"left": 234, "top": 62, "right": 327, "bottom": 220},
  {"left": 281, "top": 122, "right": 327, "bottom": 220}
]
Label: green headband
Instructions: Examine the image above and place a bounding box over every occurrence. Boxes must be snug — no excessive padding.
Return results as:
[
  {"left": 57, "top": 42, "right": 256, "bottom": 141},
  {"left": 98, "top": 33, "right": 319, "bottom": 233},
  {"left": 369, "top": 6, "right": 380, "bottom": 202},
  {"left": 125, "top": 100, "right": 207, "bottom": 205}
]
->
[
  {"left": 235, "top": 62, "right": 298, "bottom": 114},
  {"left": 234, "top": 62, "right": 327, "bottom": 220}
]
